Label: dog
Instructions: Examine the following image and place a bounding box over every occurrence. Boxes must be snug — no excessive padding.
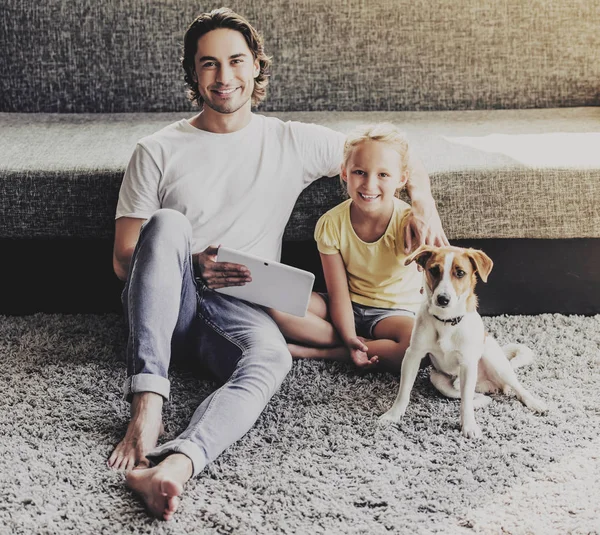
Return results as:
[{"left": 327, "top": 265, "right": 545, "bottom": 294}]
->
[{"left": 379, "top": 245, "right": 547, "bottom": 438}]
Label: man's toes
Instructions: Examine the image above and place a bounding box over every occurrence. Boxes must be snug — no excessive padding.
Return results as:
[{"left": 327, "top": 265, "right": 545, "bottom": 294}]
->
[
  {"left": 108, "top": 441, "right": 127, "bottom": 469},
  {"left": 108, "top": 448, "right": 137, "bottom": 472},
  {"left": 108, "top": 444, "right": 126, "bottom": 467},
  {"left": 124, "top": 456, "right": 136, "bottom": 472},
  {"left": 108, "top": 452, "right": 123, "bottom": 470},
  {"left": 160, "top": 479, "right": 183, "bottom": 499},
  {"left": 115, "top": 456, "right": 128, "bottom": 471},
  {"left": 164, "top": 495, "right": 180, "bottom": 520}
]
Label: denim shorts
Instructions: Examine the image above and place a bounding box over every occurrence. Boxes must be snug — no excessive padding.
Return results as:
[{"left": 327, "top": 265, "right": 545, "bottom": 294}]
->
[{"left": 318, "top": 293, "right": 415, "bottom": 339}]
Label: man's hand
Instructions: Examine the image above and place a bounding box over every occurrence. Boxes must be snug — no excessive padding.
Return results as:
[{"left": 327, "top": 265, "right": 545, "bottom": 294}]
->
[
  {"left": 194, "top": 245, "right": 252, "bottom": 289},
  {"left": 347, "top": 337, "right": 379, "bottom": 368},
  {"left": 403, "top": 202, "right": 449, "bottom": 254}
]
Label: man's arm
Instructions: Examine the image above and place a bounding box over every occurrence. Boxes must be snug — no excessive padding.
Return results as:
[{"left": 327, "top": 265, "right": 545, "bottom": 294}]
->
[
  {"left": 193, "top": 246, "right": 251, "bottom": 288},
  {"left": 113, "top": 217, "right": 146, "bottom": 281},
  {"left": 113, "top": 216, "right": 251, "bottom": 286},
  {"left": 403, "top": 150, "right": 449, "bottom": 253}
]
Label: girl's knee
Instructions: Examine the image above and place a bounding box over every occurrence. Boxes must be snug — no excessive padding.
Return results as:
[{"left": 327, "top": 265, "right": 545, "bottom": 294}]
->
[
  {"left": 308, "top": 292, "right": 329, "bottom": 319},
  {"left": 397, "top": 337, "right": 411, "bottom": 354},
  {"left": 265, "top": 307, "right": 285, "bottom": 325}
]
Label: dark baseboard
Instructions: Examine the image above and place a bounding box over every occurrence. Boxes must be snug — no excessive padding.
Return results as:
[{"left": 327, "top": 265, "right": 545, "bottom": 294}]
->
[
  {"left": 282, "top": 238, "right": 600, "bottom": 316},
  {"left": 1, "top": 238, "right": 124, "bottom": 315},
  {"left": 1, "top": 238, "right": 598, "bottom": 316}
]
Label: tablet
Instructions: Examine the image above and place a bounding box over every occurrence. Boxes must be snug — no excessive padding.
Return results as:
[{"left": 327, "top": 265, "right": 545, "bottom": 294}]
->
[{"left": 215, "top": 246, "right": 315, "bottom": 317}]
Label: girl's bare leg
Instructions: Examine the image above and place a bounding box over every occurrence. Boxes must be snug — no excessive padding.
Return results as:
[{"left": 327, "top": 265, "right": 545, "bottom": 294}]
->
[
  {"left": 267, "top": 293, "right": 341, "bottom": 347},
  {"left": 287, "top": 343, "right": 349, "bottom": 360},
  {"left": 289, "top": 316, "right": 414, "bottom": 368},
  {"left": 367, "top": 316, "right": 415, "bottom": 373},
  {"left": 269, "top": 297, "right": 414, "bottom": 371}
]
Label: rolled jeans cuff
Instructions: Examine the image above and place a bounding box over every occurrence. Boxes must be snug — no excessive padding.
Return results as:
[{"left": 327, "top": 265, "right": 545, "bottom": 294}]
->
[
  {"left": 122, "top": 373, "right": 170, "bottom": 402},
  {"left": 146, "top": 439, "right": 207, "bottom": 478}
]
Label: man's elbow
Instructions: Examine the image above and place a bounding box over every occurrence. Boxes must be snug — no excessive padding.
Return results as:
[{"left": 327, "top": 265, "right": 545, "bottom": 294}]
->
[{"left": 113, "top": 253, "right": 129, "bottom": 282}]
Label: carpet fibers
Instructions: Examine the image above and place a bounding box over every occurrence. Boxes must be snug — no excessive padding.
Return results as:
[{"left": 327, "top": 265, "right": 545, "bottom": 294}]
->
[{"left": 0, "top": 313, "right": 599, "bottom": 534}]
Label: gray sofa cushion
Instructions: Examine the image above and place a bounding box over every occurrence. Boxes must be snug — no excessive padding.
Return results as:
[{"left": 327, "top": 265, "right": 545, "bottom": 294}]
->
[
  {"left": 1, "top": 108, "right": 598, "bottom": 241},
  {"left": 1, "top": 0, "right": 599, "bottom": 113}
]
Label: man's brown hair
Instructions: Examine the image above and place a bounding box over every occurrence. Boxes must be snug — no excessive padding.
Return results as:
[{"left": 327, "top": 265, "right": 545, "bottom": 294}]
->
[{"left": 181, "top": 7, "right": 271, "bottom": 107}]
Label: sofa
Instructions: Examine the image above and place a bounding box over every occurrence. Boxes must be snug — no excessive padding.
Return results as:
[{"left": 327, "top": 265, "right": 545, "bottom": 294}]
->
[{"left": 1, "top": 0, "right": 599, "bottom": 315}]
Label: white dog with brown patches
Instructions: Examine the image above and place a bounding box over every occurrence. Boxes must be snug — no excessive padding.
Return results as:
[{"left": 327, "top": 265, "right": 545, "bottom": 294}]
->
[{"left": 380, "top": 245, "right": 547, "bottom": 438}]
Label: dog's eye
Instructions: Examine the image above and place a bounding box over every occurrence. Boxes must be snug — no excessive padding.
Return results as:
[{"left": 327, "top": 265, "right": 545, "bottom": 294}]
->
[
  {"left": 455, "top": 269, "right": 466, "bottom": 278},
  {"left": 428, "top": 266, "right": 440, "bottom": 276}
]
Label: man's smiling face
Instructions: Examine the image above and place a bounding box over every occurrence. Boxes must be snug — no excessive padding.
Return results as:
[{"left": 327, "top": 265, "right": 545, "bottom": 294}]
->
[{"left": 194, "top": 28, "right": 260, "bottom": 115}]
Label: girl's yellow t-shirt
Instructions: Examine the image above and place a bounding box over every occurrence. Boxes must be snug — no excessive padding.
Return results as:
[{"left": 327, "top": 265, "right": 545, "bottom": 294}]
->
[{"left": 314, "top": 197, "right": 424, "bottom": 312}]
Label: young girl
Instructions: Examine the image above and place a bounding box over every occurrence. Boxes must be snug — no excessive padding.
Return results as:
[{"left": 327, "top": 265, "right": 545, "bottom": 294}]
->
[{"left": 269, "top": 123, "right": 423, "bottom": 373}]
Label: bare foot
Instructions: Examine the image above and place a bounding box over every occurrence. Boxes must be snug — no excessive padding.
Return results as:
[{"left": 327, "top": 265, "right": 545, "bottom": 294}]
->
[
  {"left": 108, "top": 392, "right": 164, "bottom": 471},
  {"left": 126, "top": 453, "right": 193, "bottom": 521},
  {"left": 287, "top": 343, "right": 349, "bottom": 360}
]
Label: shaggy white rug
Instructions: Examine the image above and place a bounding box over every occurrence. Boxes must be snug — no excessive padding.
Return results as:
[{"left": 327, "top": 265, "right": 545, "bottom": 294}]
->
[{"left": 0, "top": 313, "right": 599, "bottom": 535}]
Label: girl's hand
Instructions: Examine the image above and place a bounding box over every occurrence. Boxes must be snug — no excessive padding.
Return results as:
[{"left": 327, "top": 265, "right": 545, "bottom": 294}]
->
[
  {"left": 195, "top": 245, "right": 252, "bottom": 289},
  {"left": 347, "top": 337, "right": 379, "bottom": 368}
]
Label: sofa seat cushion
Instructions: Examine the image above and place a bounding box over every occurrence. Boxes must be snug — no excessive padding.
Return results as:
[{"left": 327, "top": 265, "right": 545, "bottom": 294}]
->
[{"left": 1, "top": 107, "right": 598, "bottom": 241}]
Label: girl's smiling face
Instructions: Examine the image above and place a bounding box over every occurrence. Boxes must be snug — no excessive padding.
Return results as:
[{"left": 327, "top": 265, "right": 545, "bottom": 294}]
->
[{"left": 341, "top": 140, "right": 408, "bottom": 214}]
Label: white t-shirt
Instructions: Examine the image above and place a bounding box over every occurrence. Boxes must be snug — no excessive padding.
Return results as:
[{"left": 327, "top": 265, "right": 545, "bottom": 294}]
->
[{"left": 116, "top": 114, "right": 345, "bottom": 261}]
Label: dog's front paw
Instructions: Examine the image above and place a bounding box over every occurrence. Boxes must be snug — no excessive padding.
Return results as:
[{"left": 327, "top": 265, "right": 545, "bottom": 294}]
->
[
  {"left": 461, "top": 421, "right": 483, "bottom": 439},
  {"left": 378, "top": 407, "right": 405, "bottom": 425},
  {"left": 525, "top": 396, "right": 548, "bottom": 414},
  {"left": 473, "top": 394, "right": 492, "bottom": 409}
]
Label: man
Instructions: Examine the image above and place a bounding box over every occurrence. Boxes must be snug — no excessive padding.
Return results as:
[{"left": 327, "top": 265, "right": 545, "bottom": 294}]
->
[{"left": 108, "top": 7, "right": 448, "bottom": 520}]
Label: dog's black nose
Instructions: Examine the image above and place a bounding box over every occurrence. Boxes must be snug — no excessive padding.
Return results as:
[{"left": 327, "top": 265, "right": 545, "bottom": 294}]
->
[{"left": 437, "top": 294, "right": 450, "bottom": 307}]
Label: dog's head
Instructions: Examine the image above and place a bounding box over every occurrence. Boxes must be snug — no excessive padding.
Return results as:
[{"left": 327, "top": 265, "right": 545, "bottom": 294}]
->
[{"left": 406, "top": 245, "right": 493, "bottom": 316}]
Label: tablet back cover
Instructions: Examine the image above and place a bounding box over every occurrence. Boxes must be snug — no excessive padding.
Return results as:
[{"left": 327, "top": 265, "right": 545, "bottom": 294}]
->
[{"left": 215, "top": 247, "right": 315, "bottom": 317}]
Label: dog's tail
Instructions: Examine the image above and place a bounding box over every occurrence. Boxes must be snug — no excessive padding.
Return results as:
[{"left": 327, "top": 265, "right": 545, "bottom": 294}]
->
[{"left": 502, "top": 343, "right": 534, "bottom": 369}]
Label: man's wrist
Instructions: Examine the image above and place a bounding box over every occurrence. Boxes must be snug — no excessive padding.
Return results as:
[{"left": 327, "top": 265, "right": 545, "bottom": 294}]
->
[
  {"left": 411, "top": 197, "right": 436, "bottom": 217},
  {"left": 192, "top": 253, "right": 202, "bottom": 276}
]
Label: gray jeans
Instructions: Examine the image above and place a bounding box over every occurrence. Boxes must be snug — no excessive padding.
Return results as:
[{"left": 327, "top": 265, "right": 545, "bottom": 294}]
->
[{"left": 121, "top": 209, "right": 292, "bottom": 477}]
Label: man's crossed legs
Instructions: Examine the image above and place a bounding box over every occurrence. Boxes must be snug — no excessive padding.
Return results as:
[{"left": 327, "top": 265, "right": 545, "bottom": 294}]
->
[{"left": 108, "top": 209, "right": 292, "bottom": 520}]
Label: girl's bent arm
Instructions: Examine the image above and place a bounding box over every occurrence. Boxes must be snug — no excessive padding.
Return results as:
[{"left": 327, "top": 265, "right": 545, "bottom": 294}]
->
[{"left": 320, "top": 252, "right": 356, "bottom": 345}]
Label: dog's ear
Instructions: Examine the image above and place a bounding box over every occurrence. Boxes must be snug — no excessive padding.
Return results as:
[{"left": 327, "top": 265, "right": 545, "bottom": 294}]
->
[
  {"left": 405, "top": 245, "right": 435, "bottom": 268},
  {"left": 467, "top": 249, "right": 493, "bottom": 283}
]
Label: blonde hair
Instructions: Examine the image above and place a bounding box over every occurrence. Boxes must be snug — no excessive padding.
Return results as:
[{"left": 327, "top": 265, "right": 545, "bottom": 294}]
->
[{"left": 342, "top": 123, "right": 410, "bottom": 175}]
